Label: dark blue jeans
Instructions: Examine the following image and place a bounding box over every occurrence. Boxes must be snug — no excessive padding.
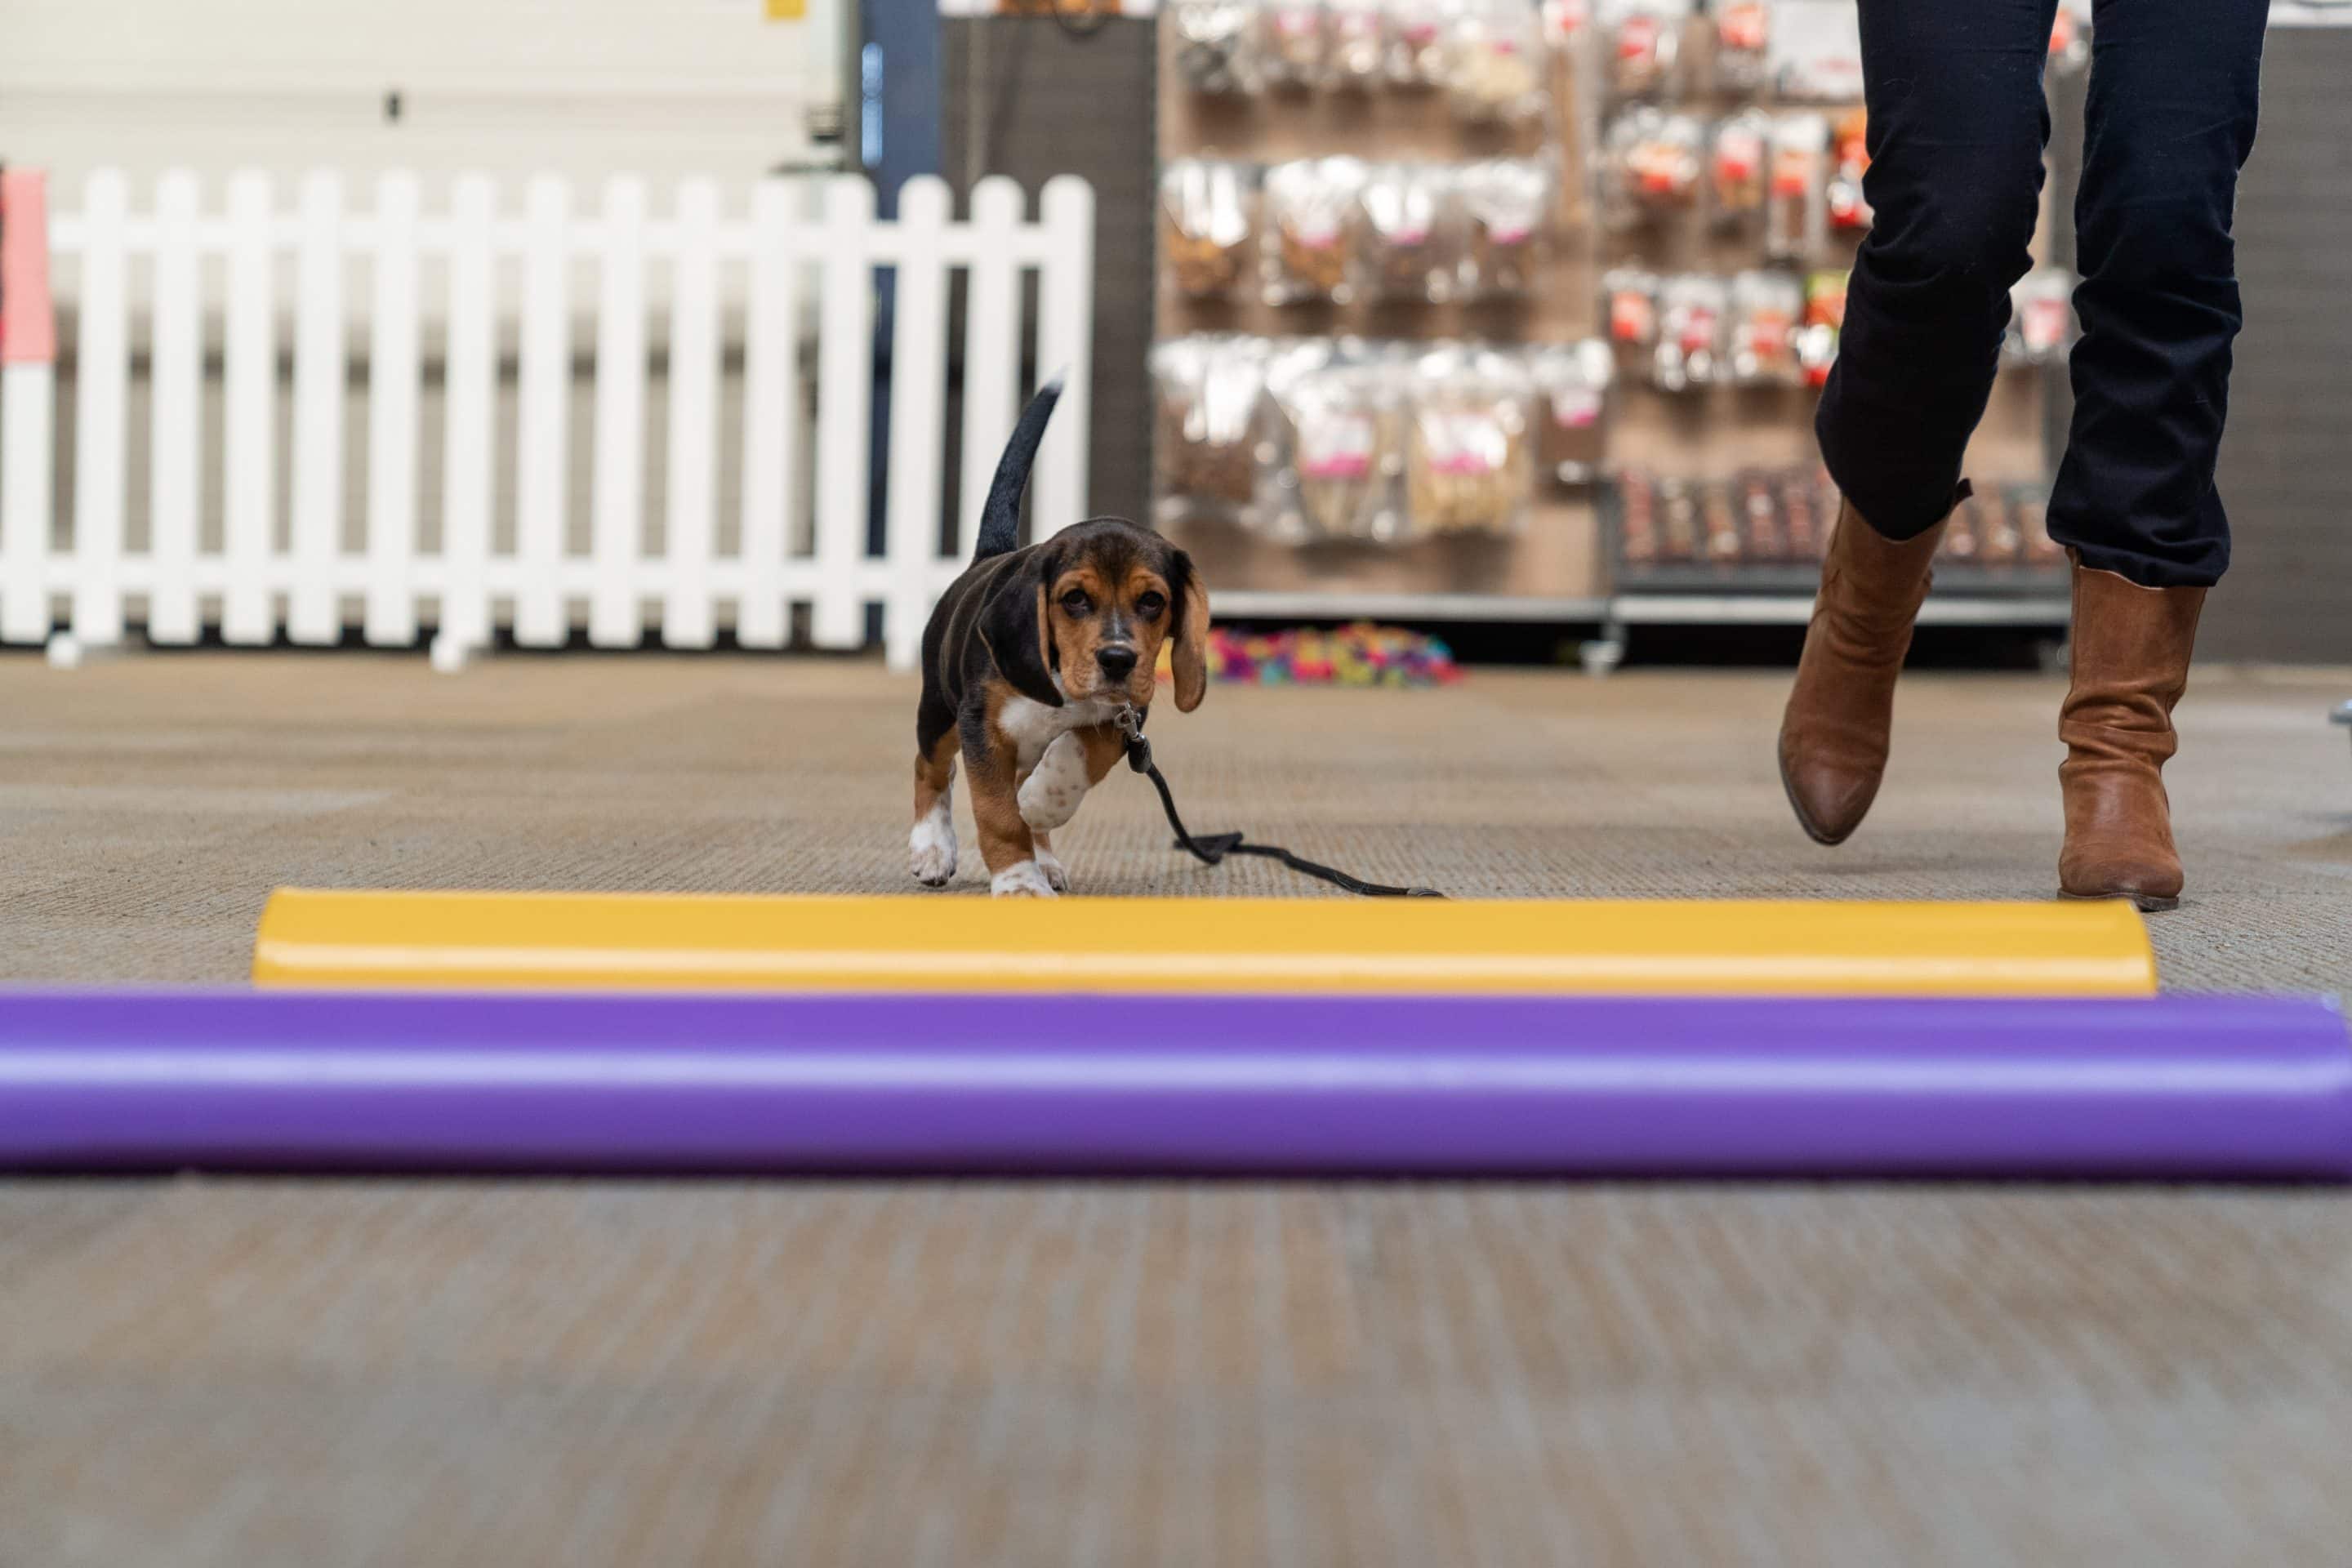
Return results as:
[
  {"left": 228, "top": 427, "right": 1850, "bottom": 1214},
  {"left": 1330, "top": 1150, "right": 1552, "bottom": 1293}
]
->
[{"left": 1815, "top": 0, "right": 2268, "bottom": 588}]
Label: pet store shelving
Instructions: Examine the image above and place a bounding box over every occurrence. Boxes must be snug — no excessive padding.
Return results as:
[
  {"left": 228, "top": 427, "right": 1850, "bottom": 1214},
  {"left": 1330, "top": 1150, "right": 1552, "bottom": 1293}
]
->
[{"left": 1148, "top": 0, "right": 2084, "bottom": 648}]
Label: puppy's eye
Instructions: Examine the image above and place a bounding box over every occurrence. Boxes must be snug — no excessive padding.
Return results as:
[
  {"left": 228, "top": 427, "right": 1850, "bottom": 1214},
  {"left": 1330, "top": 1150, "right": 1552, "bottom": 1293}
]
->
[
  {"left": 1059, "top": 590, "right": 1093, "bottom": 617},
  {"left": 1134, "top": 591, "right": 1167, "bottom": 618}
]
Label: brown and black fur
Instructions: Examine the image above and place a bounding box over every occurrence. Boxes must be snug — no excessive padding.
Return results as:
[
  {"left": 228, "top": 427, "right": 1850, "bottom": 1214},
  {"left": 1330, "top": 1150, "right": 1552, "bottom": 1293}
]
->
[{"left": 913, "top": 379, "right": 1209, "bottom": 892}]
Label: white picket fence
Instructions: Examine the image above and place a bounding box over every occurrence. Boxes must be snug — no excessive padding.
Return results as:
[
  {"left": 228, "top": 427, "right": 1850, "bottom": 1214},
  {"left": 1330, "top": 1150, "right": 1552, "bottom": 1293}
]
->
[{"left": 0, "top": 168, "right": 1094, "bottom": 670}]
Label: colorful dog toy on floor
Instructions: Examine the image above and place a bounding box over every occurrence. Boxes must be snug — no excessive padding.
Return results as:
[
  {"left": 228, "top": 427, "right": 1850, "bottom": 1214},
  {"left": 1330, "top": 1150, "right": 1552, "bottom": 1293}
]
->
[{"left": 1160, "top": 623, "right": 1463, "bottom": 688}]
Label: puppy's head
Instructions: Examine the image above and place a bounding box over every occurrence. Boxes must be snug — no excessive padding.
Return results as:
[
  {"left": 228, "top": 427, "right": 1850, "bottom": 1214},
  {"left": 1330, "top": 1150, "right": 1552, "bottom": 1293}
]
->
[{"left": 981, "top": 519, "right": 1209, "bottom": 713}]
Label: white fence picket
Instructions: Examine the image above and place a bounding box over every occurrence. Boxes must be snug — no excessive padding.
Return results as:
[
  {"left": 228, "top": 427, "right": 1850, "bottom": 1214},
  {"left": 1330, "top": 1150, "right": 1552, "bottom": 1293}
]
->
[
  {"left": 663, "top": 179, "right": 721, "bottom": 649},
  {"left": 147, "top": 172, "right": 203, "bottom": 645},
  {"left": 439, "top": 175, "right": 497, "bottom": 653},
  {"left": 1035, "top": 176, "right": 1097, "bottom": 535},
  {"left": 8, "top": 167, "right": 1093, "bottom": 670},
  {"left": 288, "top": 172, "right": 345, "bottom": 646},
  {"left": 884, "top": 177, "right": 952, "bottom": 673},
  {"left": 70, "top": 170, "right": 129, "bottom": 645},
  {"left": 958, "top": 177, "right": 1024, "bottom": 553},
  {"left": 0, "top": 365, "right": 51, "bottom": 644},
  {"left": 514, "top": 175, "right": 572, "bottom": 649},
  {"left": 590, "top": 176, "right": 648, "bottom": 649},
  {"left": 222, "top": 172, "right": 277, "bottom": 644},
  {"left": 810, "top": 176, "right": 875, "bottom": 650},
  {"left": 365, "top": 172, "right": 422, "bottom": 646},
  {"left": 737, "top": 178, "right": 799, "bottom": 651}
]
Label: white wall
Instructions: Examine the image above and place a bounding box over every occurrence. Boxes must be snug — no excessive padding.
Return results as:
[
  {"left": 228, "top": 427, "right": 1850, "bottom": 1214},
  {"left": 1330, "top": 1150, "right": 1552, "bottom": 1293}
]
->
[{"left": 1, "top": 0, "right": 849, "bottom": 194}]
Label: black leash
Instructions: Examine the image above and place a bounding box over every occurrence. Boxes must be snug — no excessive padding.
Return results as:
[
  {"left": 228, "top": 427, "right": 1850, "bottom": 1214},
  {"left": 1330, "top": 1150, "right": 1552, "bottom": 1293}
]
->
[{"left": 1116, "top": 707, "right": 1444, "bottom": 899}]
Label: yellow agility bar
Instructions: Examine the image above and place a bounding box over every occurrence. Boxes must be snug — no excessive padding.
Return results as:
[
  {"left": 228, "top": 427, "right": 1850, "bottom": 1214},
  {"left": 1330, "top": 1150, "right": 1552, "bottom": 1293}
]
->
[{"left": 252, "top": 889, "right": 2157, "bottom": 997}]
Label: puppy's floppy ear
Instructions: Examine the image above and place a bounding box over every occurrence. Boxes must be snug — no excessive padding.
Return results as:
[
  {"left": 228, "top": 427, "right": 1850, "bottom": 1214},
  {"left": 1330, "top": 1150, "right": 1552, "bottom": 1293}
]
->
[
  {"left": 979, "top": 555, "right": 1062, "bottom": 707},
  {"left": 1169, "top": 550, "right": 1211, "bottom": 714}
]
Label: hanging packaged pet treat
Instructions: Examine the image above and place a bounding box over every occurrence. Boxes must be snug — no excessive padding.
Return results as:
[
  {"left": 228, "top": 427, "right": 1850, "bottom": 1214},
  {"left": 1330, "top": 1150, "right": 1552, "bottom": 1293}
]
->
[
  {"left": 1826, "top": 108, "right": 1871, "bottom": 233},
  {"left": 1384, "top": 0, "right": 1451, "bottom": 87},
  {"left": 1458, "top": 158, "right": 1550, "bottom": 299},
  {"left": 1444, "top": 0, "right": 1548, "bottom": 125},
  {"left": 1325, "top": 0, "right": 1388, "bottom": 87},
  {"left": 1713, "top": 0, "right": 1771, "bottom": 95},
  {"left": 1797, "top": 266, "right": 1846, "bottom": 387},
  {"left": 1261, "top": 2, "right": 1331, "bottom": 91},
  {"left": 1530, "top": 338, "right": 1614, "bottom": 484},
  {"left": 1765, "top": 113, "right": 1830, "bottom": 263},
  {"left": 1267, "top": 344, "right": 1403, "bottom": 541},
  {"left": 1767, "top": 0, "right": 1863, "bottom": 101},
  {"left": 1729, "top": 270, "right": 1803, "bottom": 387},
  {"left": 1263, "top": 158, "right": 1367, "bottom": 306},
  {"left": 1652, "top": 274, "right": 1726, "bottom": 392},
  {"left": 1352, "top": 163, "right": 1459, "bottom": 304},
  {"left": 2006, "top": 267, "right": 2076, "bottom": 365},
  {"left": 1172, "top": 0, "right": 1266, "bottom": 95},
  {"left": 1608, "top": 109, "right": 1704, "bottom": 225},
  {"left": 1599, "top": 0, "right": 1686, "bottom": 100},
  {"left": 1708, "top": 110, "right": 1770, "bottom": 231},
  {"left": 1160, "top": 159, "right": 1257, "bottom": 300},
  {"left": 1602, "top": 267, "right": 1661, "bottom": 347},
  {"left": 1152, "top": 335, "right": 1271, "bottom": 523},
  {"left": 1405, "top": 347, "right": 1536, "bottom": 537},
  {"left": 1737, "top": 471, "right": 1784, "bottom": 560},
  {"left": 1616, "top": 469, "right": 1660, "bottom": 563}
]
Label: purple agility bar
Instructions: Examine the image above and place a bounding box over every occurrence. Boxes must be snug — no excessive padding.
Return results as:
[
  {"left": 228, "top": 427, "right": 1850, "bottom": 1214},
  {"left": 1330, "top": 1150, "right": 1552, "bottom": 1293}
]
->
[{"left": 0, "top": 991, "right": 2345, "bottom": 1178}]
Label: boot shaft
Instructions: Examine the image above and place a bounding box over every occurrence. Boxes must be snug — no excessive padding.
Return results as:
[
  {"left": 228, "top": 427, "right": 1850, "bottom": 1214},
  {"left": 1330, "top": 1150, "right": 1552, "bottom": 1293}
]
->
[
  {"left": 1816, "top": 498, "right": 1946, "bottom": 642},
  {"left": 2061, "top": 558, "right": 2208, "bottom": 739},
  {"left": 1775, "top": 495, "right": 1950, "bottom": 846}
]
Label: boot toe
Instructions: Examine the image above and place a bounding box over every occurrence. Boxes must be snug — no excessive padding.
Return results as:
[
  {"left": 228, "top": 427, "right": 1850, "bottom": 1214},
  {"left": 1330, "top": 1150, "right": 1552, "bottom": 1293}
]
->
[{"left": 1780, "top": 751, "right": 1881, "bottom": 847}]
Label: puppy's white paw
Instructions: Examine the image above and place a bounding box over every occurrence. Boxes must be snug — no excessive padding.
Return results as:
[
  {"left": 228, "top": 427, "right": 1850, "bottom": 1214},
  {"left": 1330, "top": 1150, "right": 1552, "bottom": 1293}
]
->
[
  {"left": 1018, "top": 733, "right": 1089, "bottom": 832},
  {"left": 909, "top": 800, "right": 957, "bottom": 888},
  {"left": 1035, "top": 845, "right": 1070, "bottom": 893},
  {"left": 991, "top": 860, "right": 1058, "bottom": 898}
]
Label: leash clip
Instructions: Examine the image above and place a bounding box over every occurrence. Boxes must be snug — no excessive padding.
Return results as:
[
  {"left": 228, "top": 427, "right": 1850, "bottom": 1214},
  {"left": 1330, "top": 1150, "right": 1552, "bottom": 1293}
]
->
[{"left": 1115, "top": 703, "right": 1152, "bottom": 773}]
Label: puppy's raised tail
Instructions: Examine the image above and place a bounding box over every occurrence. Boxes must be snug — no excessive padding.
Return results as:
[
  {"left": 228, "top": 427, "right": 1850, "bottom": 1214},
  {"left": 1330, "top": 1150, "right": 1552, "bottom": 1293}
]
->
[{"left": 973, "top": 373, "right": 1062, "bottom": 561}]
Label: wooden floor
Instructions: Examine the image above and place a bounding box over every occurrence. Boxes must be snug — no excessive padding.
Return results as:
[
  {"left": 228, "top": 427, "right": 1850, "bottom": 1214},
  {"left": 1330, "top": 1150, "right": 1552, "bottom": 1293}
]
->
[{"left": 2, "top": 654, "right": 2349, "bottom": 1565}]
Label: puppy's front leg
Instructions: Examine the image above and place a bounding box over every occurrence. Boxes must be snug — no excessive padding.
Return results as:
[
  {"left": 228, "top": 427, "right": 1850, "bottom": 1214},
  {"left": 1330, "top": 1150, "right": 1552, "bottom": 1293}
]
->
[
  {"left": 969, "top": 768, "right": 1055, "bottom": 898},
  {"left": 1018, "top": 731, "right": 1093, "bottom": 833},
  {"left": 1015, "top": 725, "right": 1130, "bottom": 896}
]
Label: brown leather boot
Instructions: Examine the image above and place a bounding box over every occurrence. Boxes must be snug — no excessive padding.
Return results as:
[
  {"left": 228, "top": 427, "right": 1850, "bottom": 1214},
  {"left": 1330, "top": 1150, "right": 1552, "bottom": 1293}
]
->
[
  {"left": 1777, "top": 494, "right": 1953, "bottom": 845},
  {"left": 2058, "top": 557, "right": 2207, "bottom": 911}
]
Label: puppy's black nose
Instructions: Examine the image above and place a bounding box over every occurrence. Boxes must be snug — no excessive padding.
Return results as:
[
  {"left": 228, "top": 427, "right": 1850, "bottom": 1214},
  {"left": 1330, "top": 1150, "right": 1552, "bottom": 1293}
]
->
[{"left": 1096, "top": 646, "right": 1138, "bottom": 684}]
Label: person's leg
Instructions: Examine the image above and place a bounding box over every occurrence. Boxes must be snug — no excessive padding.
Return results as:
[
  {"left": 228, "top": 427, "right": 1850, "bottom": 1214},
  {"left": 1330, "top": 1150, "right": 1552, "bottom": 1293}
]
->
[
  {"left": 1783, "top": 0, "right": 2057, "bottom": 846},
  {"left": 1817, "top": 0, "right": 2060, "bottom": 541},
  {"left": 2053, "top": 0, "right": 2266, "bottom": 909},
  {"left": 2050, "top": 0, "right": 2265, "bottom": 587}
]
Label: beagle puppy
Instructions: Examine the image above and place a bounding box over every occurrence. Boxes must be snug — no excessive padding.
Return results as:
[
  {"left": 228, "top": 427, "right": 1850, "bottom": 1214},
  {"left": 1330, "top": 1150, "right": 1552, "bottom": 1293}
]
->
[{"left": 911, "top": 379, "right": 1209, "bottom": 897}]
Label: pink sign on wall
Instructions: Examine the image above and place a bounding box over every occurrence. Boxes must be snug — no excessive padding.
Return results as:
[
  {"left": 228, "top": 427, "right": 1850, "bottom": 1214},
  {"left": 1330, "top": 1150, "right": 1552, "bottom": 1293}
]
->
[{"left": 2, "top": 168, "right": 58, "bottom": 367}]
